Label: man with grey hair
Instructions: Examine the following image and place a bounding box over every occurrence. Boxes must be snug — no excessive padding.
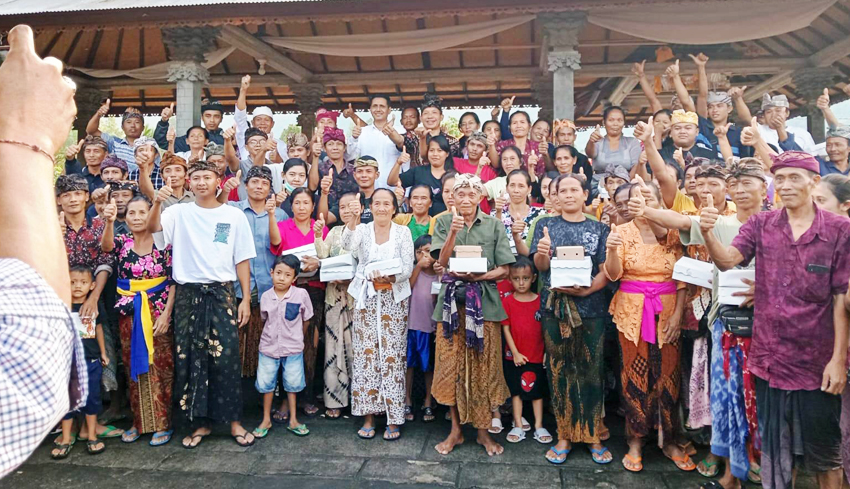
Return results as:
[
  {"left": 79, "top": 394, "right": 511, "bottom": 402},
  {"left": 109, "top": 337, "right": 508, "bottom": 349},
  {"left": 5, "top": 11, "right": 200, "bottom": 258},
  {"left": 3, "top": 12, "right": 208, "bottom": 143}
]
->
[
  {"left": 128, "top": 136, "right": 164, "bottom": 190},
  {"left": 819, "top": 126, "right": 850, "bottom": 176},
  {"left": 757, "top": 93, "right": 817, "bottom": 155}
]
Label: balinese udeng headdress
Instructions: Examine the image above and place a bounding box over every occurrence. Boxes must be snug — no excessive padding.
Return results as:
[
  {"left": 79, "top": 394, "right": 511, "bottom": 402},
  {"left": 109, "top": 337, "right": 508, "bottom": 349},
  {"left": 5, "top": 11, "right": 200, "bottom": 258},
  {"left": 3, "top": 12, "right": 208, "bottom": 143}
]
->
[
  {"left": 421, "top": 93, "right": 443, "bottom": 112},
  {"left": 551, "top": 119, "right": 576, "bottom": 142},
  {"left": 452, "top": 173, "right": 484, "bottom": 194}
]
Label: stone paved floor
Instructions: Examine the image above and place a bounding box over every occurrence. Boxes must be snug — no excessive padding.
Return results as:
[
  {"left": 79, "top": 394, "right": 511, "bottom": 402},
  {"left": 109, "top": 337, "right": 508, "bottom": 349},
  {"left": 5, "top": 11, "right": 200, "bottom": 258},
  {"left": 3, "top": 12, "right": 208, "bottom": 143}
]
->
[{"left": 2, "top": 383, "right": 820, "bottom": 489}]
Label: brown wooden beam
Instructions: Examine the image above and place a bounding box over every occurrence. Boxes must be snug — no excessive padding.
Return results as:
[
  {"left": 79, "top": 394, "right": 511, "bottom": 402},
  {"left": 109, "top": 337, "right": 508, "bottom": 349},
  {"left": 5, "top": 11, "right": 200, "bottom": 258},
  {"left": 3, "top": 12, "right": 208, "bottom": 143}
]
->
[{"left": 218, "top": 24, "right": 312, "bottom": 82}]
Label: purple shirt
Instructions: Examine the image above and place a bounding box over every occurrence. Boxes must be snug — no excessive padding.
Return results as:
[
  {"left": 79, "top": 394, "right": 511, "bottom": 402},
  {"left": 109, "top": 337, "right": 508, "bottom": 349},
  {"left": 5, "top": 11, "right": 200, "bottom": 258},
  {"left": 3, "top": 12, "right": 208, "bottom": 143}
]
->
[
  {"left": 259, "top": 286, "right": 314, "bottom": 358},
  {"left": 731, "top": 204, "right": 850, "bottom": 390},
  {"left": 409, "top": 271, "right": 438, "bottom": 333}
]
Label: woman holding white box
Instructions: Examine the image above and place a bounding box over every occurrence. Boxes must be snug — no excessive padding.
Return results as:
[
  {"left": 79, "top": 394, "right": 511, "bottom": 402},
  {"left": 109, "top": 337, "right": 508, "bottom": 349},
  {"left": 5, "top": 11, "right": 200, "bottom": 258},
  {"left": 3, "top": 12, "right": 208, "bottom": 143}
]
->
[
  {"left": 342, "top": 188, "right": 414, "bottom": 441},
  {"left": 529, "top": 173, "right": 612, "bottom": 465}
]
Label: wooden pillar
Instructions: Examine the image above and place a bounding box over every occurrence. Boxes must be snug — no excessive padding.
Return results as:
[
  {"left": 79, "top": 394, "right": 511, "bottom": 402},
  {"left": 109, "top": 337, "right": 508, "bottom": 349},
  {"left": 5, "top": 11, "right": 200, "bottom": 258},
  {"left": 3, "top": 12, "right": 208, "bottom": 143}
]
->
[
  {"left": 793, "top": 66, "right": 837, "bottom": 145},
  {"left": 161, "top": 27, "right": 219, "bottom": 134},
  {"left": 73, "top": 86, "right": 106, "bottom": 137},
  {"left": 291, "top": 83, "right": 326, "bottom": 137},
  {"left": 540, "top": 12, "right": 587, "bottom": 121}
]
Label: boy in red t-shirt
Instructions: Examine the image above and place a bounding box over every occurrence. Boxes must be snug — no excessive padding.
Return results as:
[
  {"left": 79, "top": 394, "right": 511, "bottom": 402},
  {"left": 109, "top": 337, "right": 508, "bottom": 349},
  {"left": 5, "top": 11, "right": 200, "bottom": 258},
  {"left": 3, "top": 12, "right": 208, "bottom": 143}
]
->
[{"left": 501, "top": 256, "right": 552, "bottom": 445}]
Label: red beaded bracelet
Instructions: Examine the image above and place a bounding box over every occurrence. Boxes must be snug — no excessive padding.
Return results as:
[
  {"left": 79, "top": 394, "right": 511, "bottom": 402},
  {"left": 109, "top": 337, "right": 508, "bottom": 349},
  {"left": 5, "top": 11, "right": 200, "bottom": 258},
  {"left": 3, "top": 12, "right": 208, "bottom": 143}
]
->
[{"left": 0, "top": 139, "right": 55, "bottom": 164}]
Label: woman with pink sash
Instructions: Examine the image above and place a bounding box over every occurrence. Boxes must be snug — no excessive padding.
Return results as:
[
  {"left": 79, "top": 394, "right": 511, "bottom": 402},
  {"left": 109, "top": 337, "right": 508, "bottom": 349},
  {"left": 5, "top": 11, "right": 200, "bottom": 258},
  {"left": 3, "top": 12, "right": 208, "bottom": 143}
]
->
[{"left": 603, "top": 182, "right": 694, "bottom": 473}]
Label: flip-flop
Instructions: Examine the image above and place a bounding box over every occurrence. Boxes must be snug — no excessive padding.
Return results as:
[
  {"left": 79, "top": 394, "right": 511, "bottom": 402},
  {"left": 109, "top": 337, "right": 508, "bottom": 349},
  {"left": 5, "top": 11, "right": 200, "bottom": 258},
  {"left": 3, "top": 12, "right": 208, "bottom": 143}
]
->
[
  {"left": 622, "top": 453, "right": 643, "bottom": 472},
  {"left": 51, "top": 443, "right": 73, "bottom": 460},
  {"left": 506, "top": 427, "right": 526, "bottom": 443},
  {"left": 54, "top": 434, "right": 77, "bottom": 447},
  {"left": 325, "top": 408, "right": 342, "bottom": 419},
  {"left": 383, "top": 426, "right": 401, "bottom": 441},
  {"left": 252, "top": 426, "right": 271, "bottom": 439},
  {"left": 488, "top": 418, "right": 504, "bottom": 434},
  {"left": 86, "top": 439, "right": 106, "bottom": 455},
  {"left": 666, "top": 453, "right": 697, "bottom": 471},
  {"left": 404, "top": 405, "right": 414, "bottom": 422},
  {"left": 698, "top": 457, "right": 720, "bottom": 478},
  {"left": 271, "top": 409, "right": 289, "bottom": 424},
  {"left": 357, "top": 426, "right": 376, "bottom": 439},
  {"left": 421, "top": 406, "right": 435, "bottom": 423},
  {"left": 533, "top": 428, "right": 553, "bottom": 444},
  {"left": 233, "top": 432, "right": 255, "bottom": 447},
  {"left": 699, "top": 482, "right": 726, "bottom": 489},
  {"left": 589, "top": 446, "right": 613, "bottom": 465},
  {"left": 287, "top": 424, "right": 310, "bottom": 437},
  {"left": 122, "top": 428, "right": 140, "bottom": 443},
  {"left": 182, "top": 433, "right": 206, "bottom": 449},
  {"left": 545, "top": 446, "right": 570, "bottom": 465},
  {"left": 748, "top": 465, "right": 762, "bottom": 484},
  {"left": 99, "top": 425, "right": 124, "bottom": 438},
  {"left": 149, "top": 430, "right": 173, "bottom": 447}
]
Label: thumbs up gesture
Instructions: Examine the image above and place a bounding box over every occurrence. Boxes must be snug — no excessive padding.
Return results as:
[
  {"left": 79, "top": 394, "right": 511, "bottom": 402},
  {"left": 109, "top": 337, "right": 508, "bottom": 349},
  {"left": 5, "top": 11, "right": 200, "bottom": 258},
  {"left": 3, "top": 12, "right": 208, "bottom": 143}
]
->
[
  {"left": 450, "top": 206, "right": 464, "bottom": 233},
  {"left": 348, "top": 199, "right": 362, "bottom": 228},
  {"left": 264, "top": 136, "right": 278, "bottom": 153},
  {"left": 102, "top": 198, "right": 118, "bottom": 222},
  {"left": 740, "top": 117, "right": 761, "bottom": 147},
  {"left": 223, "top": 125, "right": 236, "bottom": 140},
  {"left": 628, "top": 182, "right": 646, "bottom": 217},
  {"left": 714, "top": 122, "right": 733, "bottom": 138},
  {"left": 311, "top": 139, "right": 323, "bottom": 158},
  {"left": 536, "top": 226, "right": 552, "bottom": 257},
  {"left": 222, "top": 170, "right": 241, "bottom": 194},
  {"left": 265, "top": 195, "right": 277, "bottom": 216},
  {"left": 494, "top": 191, "right": 508, "bottom": 214},
  {"left": 97, "top": 99, "right": 111, "bottom": 117},
  {"left": 320, "top": 172, "right": 333, "bottom": 195},
  {"left": 352, "top": 118, "right": 363, "bottom": 139},
  {"left": 699, "top": 193, "right": 719, "bottom": 233},
  {"left": 241, "top": 75, "right": 251, "bottom": 91},
  {"left": 156, "top": 181, "right": 173, "bottom": 203},
  {"left": 166, "top": 126, "right": 176, "bottom": 143},
  {"left": 528, "top": 150, "right": 541, "bottom": 173},
  {"left": 589, "top": 125, "right": 603, "bottom": 144},
  {"left": 65, "top": 139, "right": 84, "bottom": 160},
  {"left": 394, "top": 185, "right": 406, "bottom": 206},
  {"left": 382, "top": 114, "right": 397, "bottom": 136},
  {"left": 688, "top": 52, "right": 709, "bottom": 68},
  {"left": 665, "top": 59, "right": 680, "bottom": 77},
  {"left": 673, "top": 147, "right": 685, "bottom": 168},
  {"left": 500, "top": 95, "right": 515, "bottom": 112},
  {"left": 397, "top": 145, "right": 410, "bottom": 166},
  {"left": 314, "top": 213, "right": 326, "bottom": 238},
  {"left": 58, "top": 211, "right": 67, "bottom": 235},
  {"left": 476, "top": 154, "right": 491, "bottom": 176},
  {"left": 606, "top": 224, "right": 623, "bottom": 251},
  {"left": 343, "top": 103, "right": 354, "bottom": 119},
  {"left": 161, "top": 102, "right": 175, "bottom": 121},
  {"left": 817, "top": 88, "right": 831, "bottom": 111},
  {"left": 633, "top": 116, "right": 654, "bottom": 143}
]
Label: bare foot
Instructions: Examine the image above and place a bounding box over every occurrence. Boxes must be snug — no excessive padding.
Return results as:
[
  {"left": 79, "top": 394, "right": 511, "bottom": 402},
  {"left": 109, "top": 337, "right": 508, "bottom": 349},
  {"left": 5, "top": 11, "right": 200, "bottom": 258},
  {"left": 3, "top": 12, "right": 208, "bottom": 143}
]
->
[
  {"left": 476, "top": 430, "right": 504, "bottom": 456},
  {"left": 182, "top": 427, "right": 211, "bottom": 448},
  {"left": 434, "top": 430, "right": 464, "bottom": 455}
]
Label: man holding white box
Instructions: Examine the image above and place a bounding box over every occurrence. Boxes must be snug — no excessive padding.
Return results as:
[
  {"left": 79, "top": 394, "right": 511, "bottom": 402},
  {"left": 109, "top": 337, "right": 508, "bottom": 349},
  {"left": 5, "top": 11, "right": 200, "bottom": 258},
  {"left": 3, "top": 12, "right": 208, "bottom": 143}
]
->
[{"left": 430, "top": 174, "right": 515, "bottom": 457}]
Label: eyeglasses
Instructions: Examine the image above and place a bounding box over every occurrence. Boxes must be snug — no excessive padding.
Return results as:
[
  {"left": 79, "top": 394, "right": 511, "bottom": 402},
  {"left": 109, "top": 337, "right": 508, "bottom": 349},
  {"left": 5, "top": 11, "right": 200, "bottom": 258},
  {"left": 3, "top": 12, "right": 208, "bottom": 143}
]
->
[{"left": 247, "top": 139, "right": 266, "bottom": 147}]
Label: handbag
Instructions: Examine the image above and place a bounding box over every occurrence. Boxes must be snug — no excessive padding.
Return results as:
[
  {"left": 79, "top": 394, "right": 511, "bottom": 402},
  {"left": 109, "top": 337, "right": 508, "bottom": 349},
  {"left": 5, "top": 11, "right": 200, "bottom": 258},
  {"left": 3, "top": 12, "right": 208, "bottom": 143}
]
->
[{"left": 717, "top": 304, "right": 754, "bottom": 337}]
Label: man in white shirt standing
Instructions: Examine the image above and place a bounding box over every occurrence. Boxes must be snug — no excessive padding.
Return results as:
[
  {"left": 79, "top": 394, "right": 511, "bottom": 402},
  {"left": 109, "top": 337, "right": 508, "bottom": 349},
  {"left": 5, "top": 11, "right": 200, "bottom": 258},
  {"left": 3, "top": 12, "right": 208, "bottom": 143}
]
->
[
  {"left": 235, "top": 75, "right": 286, "bottom": 162},
  {"left": 347, "top": 94, "right": 405, "bottom": 189},
  {"left": 758, "top": 93, "right": 817, "bottom": 155},
  {"left": 148, "top": 160, "right": 258, "bottom": 450}
]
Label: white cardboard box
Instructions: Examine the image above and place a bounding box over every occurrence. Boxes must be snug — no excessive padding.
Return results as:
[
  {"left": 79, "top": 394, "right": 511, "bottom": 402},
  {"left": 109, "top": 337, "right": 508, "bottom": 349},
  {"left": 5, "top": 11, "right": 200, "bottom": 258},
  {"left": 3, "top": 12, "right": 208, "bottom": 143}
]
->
[
  {"left": 449, "top": 257, "right": 488, "bottom": 274},
  {"left": 717, "top": 269, "right": 755, "bottom": 306},
  {"left": 364, "top": 258, "right": 403, "bottom": 278},
  {"left": 280, "top": 243, "right": 319, "bottom": 278},
  {"left": 320, "top": 254, "right": 357, "bottom": 282},
  {"left": 550, "top": 257, "right": 593, "bottom": 288},
  {"left": 431, "top": 281, "right": 443, "bottom": 295},
  {"left": 672, "top": 257, "right": 714, "bottom": 289}
]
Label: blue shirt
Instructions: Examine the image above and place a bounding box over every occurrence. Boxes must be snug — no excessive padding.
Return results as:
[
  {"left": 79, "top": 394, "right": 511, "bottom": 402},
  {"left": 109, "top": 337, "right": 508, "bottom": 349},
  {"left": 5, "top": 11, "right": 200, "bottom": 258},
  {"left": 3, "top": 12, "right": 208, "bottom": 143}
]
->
[
  {"left": 128, "top": 163, "right": 165, "bottom": 191},
  {"left": 99, "top": 132, "right": 140, "bottom": 173},
  {"left": 228, "top": 200, "right": 288, "bottom": 299},
  {"left": 818, "top": 157, "right": 850, "bottom": 176}
]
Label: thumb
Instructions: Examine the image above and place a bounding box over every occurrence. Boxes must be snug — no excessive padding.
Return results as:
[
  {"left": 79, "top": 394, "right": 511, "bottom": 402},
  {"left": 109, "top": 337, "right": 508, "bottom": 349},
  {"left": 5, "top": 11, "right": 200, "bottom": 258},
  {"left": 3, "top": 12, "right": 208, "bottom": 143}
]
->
[
  {"left": 543, "top": 226, "right": 550, "bottom": 239},
  {"left": 235, "top": 170, "right": 242, "bottom": 181},
  {"left": 824, "top": 88, "right": 830, "bottom": 97},
  {"left": 509, "top": 95, "right": 516, "bottom": 104},
  {"left": 451, "top": 206, "right": 459, "bottom": 216},
  {"left": 319, "top": 213, "right": 324, "bottom": 222},
  {"left": 106, "top": 98, "right": 111, "bottom": 109},
  {"left": 610, "top": 223, "right": 617, "bottom": 234},
  {"left": 750, "top": 116, "right": 758, "bottom": 128},
  {"left": 169, "top": 102, "right": 174, "bottom": 112},
  {"left": 675, "top": 59, "right": 680, "bottom": 67},
  {"left": 110, "top": 198, "right": 116, "bottom": 206},
  {"left": 348, "top": 103, "right": 353, "bottom": 111},
  {"left": 705, "top": 193, "right": 714, "bottom": 208},
  {"left": 402, "top": 145, "right": 408, "bottom": 155},
  {"left": 648, "top": 115, "right": 654, "bottom": 127},
  {"left": 578, "top": 166, "right": 585, "bottom": 175},
  {"left": 634, "top": 174, "right": 647, "bottom": 188},
  {"left": 59, "top": 211, "right": 65, "bottom": 220}
]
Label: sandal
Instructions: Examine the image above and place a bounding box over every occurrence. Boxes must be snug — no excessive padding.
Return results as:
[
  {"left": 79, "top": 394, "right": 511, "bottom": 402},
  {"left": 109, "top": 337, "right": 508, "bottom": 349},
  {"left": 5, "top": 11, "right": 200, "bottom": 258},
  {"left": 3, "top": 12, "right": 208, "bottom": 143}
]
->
[
  {"left": 86, "top": 439, "right": 106, "bottom": 455},
  {"left": 421, "top": 406, "right": 435, "bottom": 423},
  {"left": 358, "top": 426, "right": 376, "bottom": 439},
  {"left": 488, "top": 418, "right": 504, "bottom": 434},
  {"left": 533, "top": 428, "right": 553, "bottom": 444},
  {"left": 748, "top": 465, "right": 762, "bottom": 484},
  {"left": 506, "top": 427, "right": 526, "bottom": 443},
  {"left": 182, "top": 433, "right": 206, "bottom": 449},
  {"left": 252, "top": 426, "right": 271, "bottom": 439},
  {"left": 325, "top": 408, "right": 342, "bottom": 419},
  {"left": 444, "top": 411, "right": 452, "bottom": 422},
  {"left": 303, "top": 404, "right": 319, "bottom": 417},
  {"left": 51, "top": 443, "right": 73, "bottom": 460},
  {"left": 511, "top": 417, "right": 531, "bottom": 432},
  {"left": 665, "top": 452, "right": 697, "bottom": 471},
  {"left": 383, "top": 426, "right": 401, "bottom": 441},
  {"left": 286, "top": 424, "right": 310, "bottom": 437},
  {"left": 404, "top": 405, "right": 414, "bottom": 422},
  {"left": 54, "top": 434, "right": 77, "bottom": 447},
  {"left": 622, "top": 453, "right": 643, "bottom": 472},
  {"left": 589, "top": 446, "right": 613, "bottom": 465},
  {"left": 149, "top": 430, "right": 173, "bottom": 447},
  {"left": 272, "top": 409, "right": 290, "bottom": 424},
  {"left": 698, "top": 457, "right": 720, "bottom": 478},
  {"left": 232, "top": 432, "right": 255, "bottom": 447},
  {"left": 678, "top": 440, "right": 697, "bottom": 456},
  {"left": 545, "top": 446, "right": 570, "bottom": 465},
  {"left": 99, "top": 425, "right": 124, "bottom": 438},
  {"left": 699, "top": 482, "right": 726, "bottom": 489},
  {"left": 122, "top": 428, "right": 140, "bottom": 443}
]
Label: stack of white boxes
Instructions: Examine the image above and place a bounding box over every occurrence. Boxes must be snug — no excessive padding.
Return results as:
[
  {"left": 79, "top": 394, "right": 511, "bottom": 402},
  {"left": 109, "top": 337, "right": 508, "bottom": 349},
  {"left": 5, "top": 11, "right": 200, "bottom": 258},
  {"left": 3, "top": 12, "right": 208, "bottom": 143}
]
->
[
  {"left": 717, "top": 269, "right": 755, "bottom": 306},
  {"left": 550, "top": 246, "right": 592, "bottom": 288},
  {"left": 319, "top": 254, "right": 357, "bottom": 282},
  {"left": 672, "top": 257, "right": 714, "bottom": 288},
  {"left": 449, "top": 245, "right": 487, "bottom": 273}
]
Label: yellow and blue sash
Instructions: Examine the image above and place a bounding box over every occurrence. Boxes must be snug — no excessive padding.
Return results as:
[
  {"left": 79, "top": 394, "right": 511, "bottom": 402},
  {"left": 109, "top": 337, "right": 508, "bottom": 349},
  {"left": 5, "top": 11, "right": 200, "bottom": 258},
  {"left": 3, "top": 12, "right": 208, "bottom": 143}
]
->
[{"left": 117, "top": 277, "right": 168, "bottom": 381}]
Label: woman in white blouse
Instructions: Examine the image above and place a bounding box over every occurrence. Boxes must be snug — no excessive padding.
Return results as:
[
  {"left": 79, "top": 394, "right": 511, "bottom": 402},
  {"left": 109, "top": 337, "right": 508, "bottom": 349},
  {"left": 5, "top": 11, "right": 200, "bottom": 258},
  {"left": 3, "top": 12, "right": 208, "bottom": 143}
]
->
[{"left": 342, "top": 188, "right": 414, "bottom": 441}]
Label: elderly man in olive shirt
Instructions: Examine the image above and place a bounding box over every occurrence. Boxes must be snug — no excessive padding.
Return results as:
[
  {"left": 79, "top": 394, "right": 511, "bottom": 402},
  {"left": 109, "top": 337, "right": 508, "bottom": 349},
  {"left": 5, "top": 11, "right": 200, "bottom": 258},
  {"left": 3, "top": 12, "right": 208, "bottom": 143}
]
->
[
  {"left": 430, "top": 174, "right": 515, "bottom": 458},
  {"left": 702, "top": 151, "right": 850, "bottom": 489}
]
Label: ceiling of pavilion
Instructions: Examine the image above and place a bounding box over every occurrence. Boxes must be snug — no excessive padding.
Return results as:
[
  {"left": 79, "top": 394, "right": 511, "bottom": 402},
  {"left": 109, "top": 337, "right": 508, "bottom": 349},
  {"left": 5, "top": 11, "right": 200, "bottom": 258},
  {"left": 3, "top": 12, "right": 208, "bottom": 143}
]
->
[{"left": 3, "top": 0, "right": 850, "bottom": 124}]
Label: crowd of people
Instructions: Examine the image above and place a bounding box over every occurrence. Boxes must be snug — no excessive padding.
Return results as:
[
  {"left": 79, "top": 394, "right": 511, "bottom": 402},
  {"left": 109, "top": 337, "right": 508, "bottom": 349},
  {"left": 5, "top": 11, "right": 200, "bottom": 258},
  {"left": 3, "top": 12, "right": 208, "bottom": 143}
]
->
[{"left": 4, "top": 24, "right": 850, "bottom": 489}]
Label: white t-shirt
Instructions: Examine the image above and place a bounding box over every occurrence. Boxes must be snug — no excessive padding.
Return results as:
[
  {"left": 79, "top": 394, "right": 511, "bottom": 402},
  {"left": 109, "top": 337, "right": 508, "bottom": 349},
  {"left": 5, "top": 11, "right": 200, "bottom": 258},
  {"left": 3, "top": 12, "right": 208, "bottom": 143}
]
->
[
  {"left": 758, "top": 124, "right": 817, "bottom": 155},
  {"left": 355, "top": 124, "right": 404, "bottom": 189},
  {"left": 157, "top": 202, "right": 257, "bottom": 284}
]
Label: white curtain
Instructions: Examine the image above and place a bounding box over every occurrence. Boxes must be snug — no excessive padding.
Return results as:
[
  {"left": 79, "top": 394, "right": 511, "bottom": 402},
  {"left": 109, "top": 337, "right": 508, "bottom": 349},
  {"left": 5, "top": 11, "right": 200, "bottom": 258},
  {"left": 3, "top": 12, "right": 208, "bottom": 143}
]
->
[
  {"left": 588, "top": 0, "right": 836, "bottom": 45},
  {"left": 69, "top": 46, "right": 235, "bottom": 79},
  {"left": 262, "top": 14, "right": 535, "bottom": 57}
]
